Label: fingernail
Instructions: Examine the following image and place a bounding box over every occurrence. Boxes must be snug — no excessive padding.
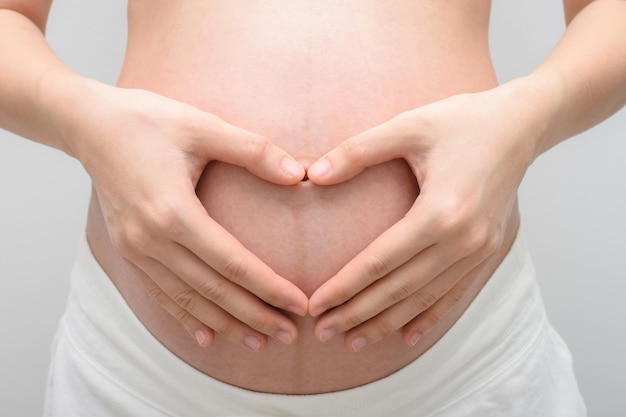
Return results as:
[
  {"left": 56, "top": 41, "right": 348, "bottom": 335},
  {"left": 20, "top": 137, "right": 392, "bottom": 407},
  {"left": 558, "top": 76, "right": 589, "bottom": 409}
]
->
[
  {"left": 319, "top": 328, "right": 336, "bottom": 342},
  {"left": 275, "top": 330, "right": 293, "bottom": 345},
  {"left": 244, "top": 335, "right": 262, "bottom": 351},
  {"left": 281, "top": 157, "right": 303, "bottom": 177},
  {"left": 409, "top": 332, "right": 422, "bottom": 346},
  {"left": 308, "top": 159, "right": 331, "bottom": 178},
  {"left": 195, "top": 330, "right": 209, "bottom": 347},
  {"left": 351, "top": 336, "right": 368, "bottom": 352}
]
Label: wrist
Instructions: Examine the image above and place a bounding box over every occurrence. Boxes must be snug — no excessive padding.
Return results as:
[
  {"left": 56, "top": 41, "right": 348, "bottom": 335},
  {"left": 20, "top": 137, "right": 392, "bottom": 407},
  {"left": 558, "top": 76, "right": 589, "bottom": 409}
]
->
[
  {"left": 37, "top": 71, "right": 109, "bottom": 160},
  {"left": 496, "top": 72, "right": 566, "bottom": 162}
]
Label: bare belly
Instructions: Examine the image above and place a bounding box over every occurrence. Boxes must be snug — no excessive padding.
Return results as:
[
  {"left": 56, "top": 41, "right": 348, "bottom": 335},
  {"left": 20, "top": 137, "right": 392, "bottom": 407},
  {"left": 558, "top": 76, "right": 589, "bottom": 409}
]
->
[{"left": 86, "top": 0, "right": 520, "bottom": 394}]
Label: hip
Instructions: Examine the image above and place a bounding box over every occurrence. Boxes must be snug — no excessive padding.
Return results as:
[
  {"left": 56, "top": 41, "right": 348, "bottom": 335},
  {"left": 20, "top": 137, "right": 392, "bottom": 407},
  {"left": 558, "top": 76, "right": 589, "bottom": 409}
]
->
[{"left": 45, "top": 224, "right": 586, "bottom": 416}]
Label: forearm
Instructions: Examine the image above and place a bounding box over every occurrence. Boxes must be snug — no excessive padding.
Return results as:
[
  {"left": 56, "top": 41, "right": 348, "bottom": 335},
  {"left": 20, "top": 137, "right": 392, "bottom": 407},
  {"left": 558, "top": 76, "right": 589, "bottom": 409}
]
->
[
  {"left": 0, "top": 7, "right": 86, "bottom": 156},
  {"left": 523, "top": 0, "right": 626, "bottom": 158}
]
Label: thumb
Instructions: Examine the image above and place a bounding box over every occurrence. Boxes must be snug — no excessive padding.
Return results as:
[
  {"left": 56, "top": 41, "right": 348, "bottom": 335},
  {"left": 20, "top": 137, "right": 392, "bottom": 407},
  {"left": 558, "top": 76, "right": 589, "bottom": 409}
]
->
[
  {"left": 307, "top": 114, "right": 416, "bottom": 185},
  {"left": 194, "top": 113, "right": 305, "bottom": 185}
]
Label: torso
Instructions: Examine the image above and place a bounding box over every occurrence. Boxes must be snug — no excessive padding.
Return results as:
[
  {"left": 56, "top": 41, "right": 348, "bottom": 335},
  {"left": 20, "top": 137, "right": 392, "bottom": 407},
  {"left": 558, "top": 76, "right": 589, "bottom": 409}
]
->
[{"left": 86, "top": 0, "right": 520, "bottom": 394}]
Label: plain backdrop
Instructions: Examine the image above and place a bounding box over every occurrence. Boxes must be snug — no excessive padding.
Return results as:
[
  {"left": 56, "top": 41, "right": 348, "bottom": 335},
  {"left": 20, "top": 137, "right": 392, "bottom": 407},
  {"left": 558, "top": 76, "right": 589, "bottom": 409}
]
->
[{"left": 1, "top": 1, "right": 624, "bottom": 416}]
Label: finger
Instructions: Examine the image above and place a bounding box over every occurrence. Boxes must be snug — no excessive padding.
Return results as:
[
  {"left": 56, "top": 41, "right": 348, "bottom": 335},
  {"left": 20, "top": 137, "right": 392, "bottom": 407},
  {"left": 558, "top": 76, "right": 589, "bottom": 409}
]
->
[
  {"left": 127, "top": 263, "right": 215, "bottom": 348},
  {"left": 309, "top": 200, "right": 438, "bottom": 317},
  {"left": 401, "top": 267, "right": 486, "bottom": 347},
  {"left": 313, "top": 241, "right": 459, "bottom": 340},
  {"left": 132, "top": 258, "right": 272, "bottom": 352},
  {"left": 307, "top": 113, "right": 419, "bottom": 185},
  {"left": 343, "top": 261, "right": 483, "bottom": 352},
  {"left": 192, "top": 113, "right": 305, "bottom": 184},
  {"left": 176, "top": 200, "right": 309, "bottom": 317},
  {"left": 152, "top": 241, "right": 298, "bottom": 344}
]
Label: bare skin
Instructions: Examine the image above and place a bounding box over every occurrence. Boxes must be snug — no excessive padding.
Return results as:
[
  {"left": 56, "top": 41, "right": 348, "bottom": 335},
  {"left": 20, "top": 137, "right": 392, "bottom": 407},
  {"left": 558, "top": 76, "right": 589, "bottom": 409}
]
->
[
  {"left": 85, "top": 0, "right": 518, "bottom": 393},
  {"left": 1, "top": 0, "right": 626, "bottom": 398}
]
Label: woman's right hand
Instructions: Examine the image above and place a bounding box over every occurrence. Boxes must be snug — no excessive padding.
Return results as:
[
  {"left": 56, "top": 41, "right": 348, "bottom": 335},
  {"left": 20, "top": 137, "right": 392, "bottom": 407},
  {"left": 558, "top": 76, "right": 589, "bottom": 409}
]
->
[{"left": 60, "top": 78, "right": 308, "bottom": 352}]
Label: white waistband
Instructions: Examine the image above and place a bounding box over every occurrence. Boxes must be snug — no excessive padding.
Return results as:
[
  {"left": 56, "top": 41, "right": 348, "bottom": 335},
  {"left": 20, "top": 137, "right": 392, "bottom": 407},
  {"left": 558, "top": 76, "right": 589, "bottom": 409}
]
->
[{"left": 62, "top": 227, "right": 546, "bottom": 416}]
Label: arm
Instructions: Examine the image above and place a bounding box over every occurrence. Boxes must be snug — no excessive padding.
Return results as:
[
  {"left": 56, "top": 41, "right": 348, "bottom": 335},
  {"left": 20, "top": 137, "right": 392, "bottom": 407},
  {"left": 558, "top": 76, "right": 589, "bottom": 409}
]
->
[
  {"left": 0, "top": 1, "right": 308, "bottom": 351},
  {"left": 531, "top": 0, "right": 626, "bottom": 156},
  {"left": 0, "top": 0, "right": 70, "bottom": 151},
  {"left": 306, "top": 0, "right": 626, "bottom": 350}
]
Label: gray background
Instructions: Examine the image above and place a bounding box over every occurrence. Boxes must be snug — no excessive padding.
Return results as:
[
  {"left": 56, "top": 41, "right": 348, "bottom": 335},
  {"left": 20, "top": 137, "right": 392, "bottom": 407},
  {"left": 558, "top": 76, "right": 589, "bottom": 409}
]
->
[{"left": 1, "top": 0, "right": 624, "bottom": 415}]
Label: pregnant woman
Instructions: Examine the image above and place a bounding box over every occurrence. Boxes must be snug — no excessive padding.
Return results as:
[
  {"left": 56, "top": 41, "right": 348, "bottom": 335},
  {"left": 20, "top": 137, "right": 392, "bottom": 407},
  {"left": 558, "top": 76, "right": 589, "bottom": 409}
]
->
[{"left": 1, "top": 0, "right": 625, "bottom": 415}]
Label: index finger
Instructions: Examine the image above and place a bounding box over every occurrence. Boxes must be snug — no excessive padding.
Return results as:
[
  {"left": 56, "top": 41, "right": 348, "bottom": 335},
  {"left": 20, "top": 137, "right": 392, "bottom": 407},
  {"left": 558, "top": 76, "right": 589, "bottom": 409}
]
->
[
  {"left": 178, "top": 200, "right": 308, "bottom": 316},
  {"left": 308, "top": 198, "right": 436, "bottom": 317},
  {"left": 307, "top": 112, "right": 423, "bottom": 185},
  {"left": 189, "top": 112, "right": 305, "bottom": 185}
]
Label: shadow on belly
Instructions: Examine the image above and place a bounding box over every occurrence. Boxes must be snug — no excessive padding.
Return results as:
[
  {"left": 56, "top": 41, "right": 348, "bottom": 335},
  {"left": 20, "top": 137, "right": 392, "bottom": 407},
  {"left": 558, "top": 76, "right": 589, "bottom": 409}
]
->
[{"left": 196, "top": 159, "right": 419, "bottom": 296}]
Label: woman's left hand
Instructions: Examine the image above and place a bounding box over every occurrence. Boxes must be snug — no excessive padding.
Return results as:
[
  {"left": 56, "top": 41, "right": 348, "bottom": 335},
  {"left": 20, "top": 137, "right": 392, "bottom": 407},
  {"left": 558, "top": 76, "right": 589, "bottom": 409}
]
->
[{"left": 307, "top": 78, "right": 546, "bottom": 351}]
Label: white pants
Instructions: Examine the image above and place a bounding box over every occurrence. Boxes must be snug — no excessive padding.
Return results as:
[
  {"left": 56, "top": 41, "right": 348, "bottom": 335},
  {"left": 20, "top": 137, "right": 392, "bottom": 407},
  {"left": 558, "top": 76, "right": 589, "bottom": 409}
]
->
[{"left": 44, "top": 229, "right": 586, "bottom": 417}]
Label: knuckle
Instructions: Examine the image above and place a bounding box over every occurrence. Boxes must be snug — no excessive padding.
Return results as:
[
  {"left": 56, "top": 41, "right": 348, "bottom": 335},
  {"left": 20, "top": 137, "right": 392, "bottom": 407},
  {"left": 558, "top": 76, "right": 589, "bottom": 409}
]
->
[
  {"left": 144, "top": 199, "right": 186, "bottom": 237},
  {"left": 482, "top": 232, "right": 501, "bottom": 256},
  {"left": 197, "top": 279, "right": 229, "bottom": 306},
  {"left": 146, "top": 285, "right": 171, "bottom": 308},
  {"left": 244, "top": 134, "right": 271, "bottom": 163},
  {"left": 363, "top": 254, "right": 392, "bottom": 281},
  {"left": 448, "top": 286, "right": 466, "bottom": 305},
  {"left": 172, "top": 288, "right": 199, "bottom": 311},
  {"left": 246, "top": 313, "right": 272, "bottom": 332},
  {"left": 110, "top": 229, "right": 133, "bottom": 257},
  {"left": 173, "top": 309, "right": 193, "bottom": 324},
  {"left": 418, "top": 288, "right": 464, "bottom": 330},
  {"left": 460, "top": 225, "right": 490, "bottom": 255},
  {"left": 111, "top": 225, "right": 149, "bottom": 258},
  {"left": 222, "top": 255, "right": 250, "bottom": 285},
  {"left": 410, "top": 290, "right": 439, "bottom": 313},
  {"left": 108, "top": 201, "right": 187, "bottom": 258},
  {"left": 431, "top": 199, "right": 468, "bottom": 235},
  {"left": 384, "top": 278, "right": 415, "bottom": 304},
  {"left": 413, "top": 281, "right": 468, "bottom": 333},
  {"left": 341, "top": 136, "right": 368, "bottom": 162},
  {"left": 462, "top": 222, "right": 501, "bottom": 257},
  {"left": 342, "top": 311, "right": 368, "bottom": 329}
]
